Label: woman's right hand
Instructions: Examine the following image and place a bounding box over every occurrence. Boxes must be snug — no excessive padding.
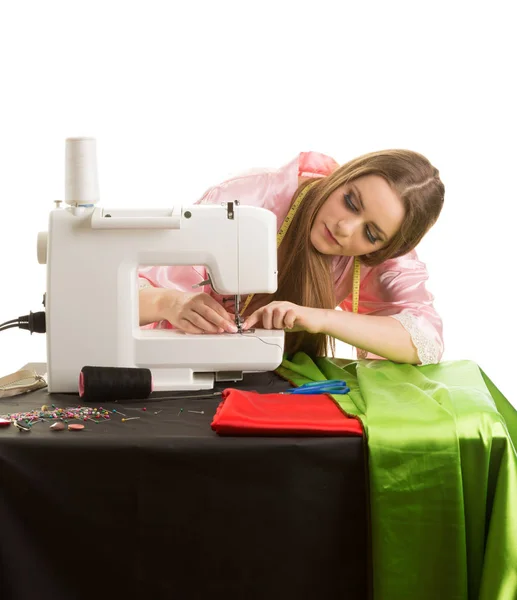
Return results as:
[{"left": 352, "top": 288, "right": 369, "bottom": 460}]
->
[{"left": 157, "top": 289, "right": 238, "bottom": 334}]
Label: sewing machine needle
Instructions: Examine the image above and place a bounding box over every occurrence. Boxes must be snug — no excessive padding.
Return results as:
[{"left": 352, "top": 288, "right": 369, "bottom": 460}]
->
[{"left": 234, "top": 294, "right": 243, "bottom": 333}]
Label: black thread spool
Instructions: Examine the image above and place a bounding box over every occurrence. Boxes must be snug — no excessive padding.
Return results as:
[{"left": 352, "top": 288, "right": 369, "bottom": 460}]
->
[{"left": 79, "top": 366, "right": 153, "bottom": 402}]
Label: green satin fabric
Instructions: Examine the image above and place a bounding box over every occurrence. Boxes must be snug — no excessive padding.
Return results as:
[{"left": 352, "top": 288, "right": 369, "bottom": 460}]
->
[{"left": 276, "top": 354, "right": 517, "bottom": 600}]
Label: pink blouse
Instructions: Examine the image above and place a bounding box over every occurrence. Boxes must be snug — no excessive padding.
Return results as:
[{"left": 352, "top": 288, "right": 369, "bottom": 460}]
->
[{"left": 138, "top": 152, "right": 444, "bottom": 365}]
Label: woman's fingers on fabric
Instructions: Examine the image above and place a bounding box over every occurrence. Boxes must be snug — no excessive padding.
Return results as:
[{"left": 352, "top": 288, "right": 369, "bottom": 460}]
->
[
  {"left": 197, "top": 304, "right": 237, "bottom": 332},
  {"left": 195, "top": 294, "right": 236, "bottom": 332},
  {"left": 273, "top": 307, "right": 286, "bottom": 329},
  {"left": 247, "top": 304, "right": 283, "bottom": 329},
  {"left": 243, "top": 303, "right": 300, "bottom": 331},
  {"left": 185, "top": 311, "right": 221, "bottom": 333},
  {"left": 177, "top": 318, "right": 205, "bottom": 334},
  {"left": 262, "top": 307, "right": 274, "bottom": 329},
  {"left": 284, "top": 309, "right": 297, "bottom": 330},
  {"left": 204, "top": 295, "right": 234, "bottom": 323},
  {"left": 243, "top": 309, "right": 261, "bottom": 329}
]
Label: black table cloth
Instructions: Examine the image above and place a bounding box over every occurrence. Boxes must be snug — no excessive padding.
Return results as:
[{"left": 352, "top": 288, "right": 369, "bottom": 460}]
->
[{"left": 0, "top": 367, "right": 369, "bottom": 600}]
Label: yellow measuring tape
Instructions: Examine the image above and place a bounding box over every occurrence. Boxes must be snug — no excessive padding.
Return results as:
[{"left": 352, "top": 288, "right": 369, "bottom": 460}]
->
[
  {"left": 351, "top": 254, "right": 360, "bottom": 314},
  {"left": 240, "top": 180, "right": 360, "bottom": 316}
]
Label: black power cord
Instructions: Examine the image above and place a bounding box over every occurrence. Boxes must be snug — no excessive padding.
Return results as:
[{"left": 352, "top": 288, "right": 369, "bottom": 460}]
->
[{"left": 0, "top": 311, "right": 46, "bottom": 334}]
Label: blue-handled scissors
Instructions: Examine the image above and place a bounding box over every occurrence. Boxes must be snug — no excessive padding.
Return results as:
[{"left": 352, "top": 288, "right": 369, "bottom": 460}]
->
[{"left": 284, "top": 379, "right": 350, "bottom": 395}]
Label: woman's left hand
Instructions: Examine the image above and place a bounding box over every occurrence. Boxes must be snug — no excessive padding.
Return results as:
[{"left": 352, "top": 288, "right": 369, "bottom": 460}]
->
[{"left": 242, "top": 301, "right": 326, "bottom": 334}]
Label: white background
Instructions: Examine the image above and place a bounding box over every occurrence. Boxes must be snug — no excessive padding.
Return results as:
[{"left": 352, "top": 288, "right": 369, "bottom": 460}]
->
[{"left": 0, "top": 1, "right": 515, "bottom": 405}]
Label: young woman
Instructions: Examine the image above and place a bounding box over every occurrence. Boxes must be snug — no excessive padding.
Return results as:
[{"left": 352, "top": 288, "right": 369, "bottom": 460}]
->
[{"left": 138, "top": 150, "right": 445, "bottom": 365}]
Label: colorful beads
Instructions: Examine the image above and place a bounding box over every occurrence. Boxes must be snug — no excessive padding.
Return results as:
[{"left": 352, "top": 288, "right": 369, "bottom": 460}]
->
[
  {"left": 0, "top": 405, "right": 112, "bottom": 429},
  {"left": 0, "top": 403, "right": 159, "bottom": 431}
]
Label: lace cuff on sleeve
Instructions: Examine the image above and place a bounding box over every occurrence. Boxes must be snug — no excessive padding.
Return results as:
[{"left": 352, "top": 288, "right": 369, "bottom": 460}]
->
[{"left": 390, "top": 313, "right": 441, "bottom": 366}]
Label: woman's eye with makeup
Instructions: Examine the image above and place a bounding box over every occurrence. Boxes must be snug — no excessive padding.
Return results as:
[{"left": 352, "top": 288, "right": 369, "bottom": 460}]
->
[
  {"left": 366, "top": 227, "right": 378, "bottom": 244},
  {"left": 344, "top": 193, "right": 357, "bottom": 212}
]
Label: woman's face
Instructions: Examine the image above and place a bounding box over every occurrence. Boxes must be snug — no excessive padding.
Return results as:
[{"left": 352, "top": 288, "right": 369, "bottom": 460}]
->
[{"left": 310, "top": 175, "right": 405, "bottom": 257}]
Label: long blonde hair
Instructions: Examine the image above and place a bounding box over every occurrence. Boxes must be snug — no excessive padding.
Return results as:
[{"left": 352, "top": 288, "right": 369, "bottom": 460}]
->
[{"left": 247, "top": 149, "right": 445, "bottom": 357}]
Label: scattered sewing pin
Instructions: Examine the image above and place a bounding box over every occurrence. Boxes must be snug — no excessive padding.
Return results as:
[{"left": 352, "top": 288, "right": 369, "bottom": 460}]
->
[
  {"left": 188, "top": 410, "right": 204, "bottom": 415},
  {"left": 15, "top": 421, "right": 31, "bottom": 432},
  {"left": 68, "top": 423, "right": 85, "bottom": 431},
  {"left": 177, "top": 408, "right": 183, "bottom": 416},
  {"left": 50, "top": 421, "right": 65, "bottom": 431},
  {"left": 112, "top": 409, "right": 127, "bottom": 417},
  {"left": 154, "top": 410, "right": 162, "bottom": 415},
  {"left": 121, "top": 417, "right": 140, "bottom": 422}
]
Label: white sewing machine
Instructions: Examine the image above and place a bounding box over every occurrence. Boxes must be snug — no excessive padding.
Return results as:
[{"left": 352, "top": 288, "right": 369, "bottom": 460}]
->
[{"left": 37, "top": 138, "right": 285, "bottom": 393}]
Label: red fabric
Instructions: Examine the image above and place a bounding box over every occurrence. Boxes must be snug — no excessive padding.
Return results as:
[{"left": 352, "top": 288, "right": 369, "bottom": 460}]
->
[{"left": 211, "top": 388, "right": 363, "bottom": 436}]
